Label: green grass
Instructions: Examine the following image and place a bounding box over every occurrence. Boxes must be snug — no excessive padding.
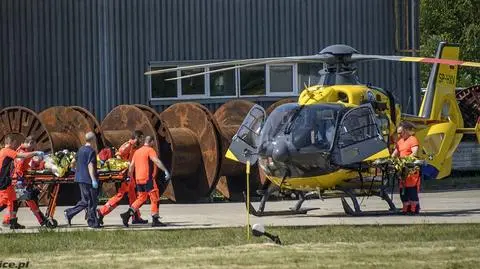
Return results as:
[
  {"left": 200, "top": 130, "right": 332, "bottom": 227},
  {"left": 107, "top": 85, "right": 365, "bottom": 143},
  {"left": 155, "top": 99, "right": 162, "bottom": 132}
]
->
[{"left": 1, "top": 224, "right": 480, "bottom": 268}]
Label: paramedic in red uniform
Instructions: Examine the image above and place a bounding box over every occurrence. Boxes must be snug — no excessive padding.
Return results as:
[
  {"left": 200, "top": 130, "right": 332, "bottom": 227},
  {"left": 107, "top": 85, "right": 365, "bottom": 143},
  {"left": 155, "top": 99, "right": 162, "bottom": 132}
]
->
[
  {"left": 97, "top": 130, "right": 148, "bottom": 225},
  {"left": 391, "top": 122, "right": 421, "bottom": 214},
  {"left": 120, "top": 136, "right": 170, "bottom": 227},
  {"left": 0, "top": 135, "right": 43, "bottom": 229},
  {"left": 2, "top": 136, "right": 47, "bottom": 226}
]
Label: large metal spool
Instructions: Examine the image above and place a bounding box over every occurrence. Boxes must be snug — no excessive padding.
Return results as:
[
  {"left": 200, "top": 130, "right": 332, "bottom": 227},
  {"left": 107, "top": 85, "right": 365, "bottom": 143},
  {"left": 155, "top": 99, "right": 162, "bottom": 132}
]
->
[
  {"left": 0, "top": 106, "right": 99, "bottom": 205},
  {"left": 101, "top": 105, "right": 158, "bottom": 151},
  {"left": 456, "top": 85, "right": 480, "bottom": 128},
  {"left": 70, "top": 106, "right": 105, "bottom": 149},
  {"left": 213, "top": 100, "right": 261, "bottom": 201},
  {"left": 100, "top": 105, "right": 166, "bottom": 199},
  {"left": 158, "top": 102, "right": 221, "bottom": 202}
]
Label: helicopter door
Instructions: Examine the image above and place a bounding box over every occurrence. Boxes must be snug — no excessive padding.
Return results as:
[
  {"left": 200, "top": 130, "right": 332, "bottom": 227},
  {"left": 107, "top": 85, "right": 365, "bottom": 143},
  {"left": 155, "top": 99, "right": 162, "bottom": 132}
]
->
[
  {"left": 333, "top": 104, "right": 389, "bottom": 166},
  {"left": 225, "top": 105, "right": 266, "bottom": 165}
]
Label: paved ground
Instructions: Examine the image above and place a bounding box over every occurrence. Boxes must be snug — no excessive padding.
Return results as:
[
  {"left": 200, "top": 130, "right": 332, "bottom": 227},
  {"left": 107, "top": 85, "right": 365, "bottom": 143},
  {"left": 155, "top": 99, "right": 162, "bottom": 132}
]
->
[{"left": 2, "top": 189, "right": 480, "bottom": 233}]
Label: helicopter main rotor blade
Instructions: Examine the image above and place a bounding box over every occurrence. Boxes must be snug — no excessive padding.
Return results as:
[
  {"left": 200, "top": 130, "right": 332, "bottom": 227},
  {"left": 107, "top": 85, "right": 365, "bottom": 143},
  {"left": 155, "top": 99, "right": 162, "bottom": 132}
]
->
[
  {"left": 145, "top": 55, "right": 334, "bottom": 76},
  {"left": 351, "top": 54, "right": 480, "bottom": 68},
  {"left": 162, "top": 55, "right": 333, "bottom": 81},
  {"left": 144, "top": 58, "right": 279, "bottom": 75}
]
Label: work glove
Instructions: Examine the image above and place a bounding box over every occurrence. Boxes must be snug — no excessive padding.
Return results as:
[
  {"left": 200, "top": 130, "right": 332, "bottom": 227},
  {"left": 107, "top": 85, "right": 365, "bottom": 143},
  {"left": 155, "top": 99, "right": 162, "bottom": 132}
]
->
[
  {"left": 91, "top": 179, "right": 99, "bottom": 189},
  {"left": 34, "top": 151, "right": 45, "bottom": 158},
  {"left": 164, "top": 171, "right": 171, "bottom": 182}
]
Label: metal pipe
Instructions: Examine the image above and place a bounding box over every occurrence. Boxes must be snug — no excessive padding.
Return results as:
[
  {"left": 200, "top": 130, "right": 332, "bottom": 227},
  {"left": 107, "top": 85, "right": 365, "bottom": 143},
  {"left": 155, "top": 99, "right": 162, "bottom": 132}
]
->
[{"left": 411, "top": 0, "right": 419, "bottom": 114}]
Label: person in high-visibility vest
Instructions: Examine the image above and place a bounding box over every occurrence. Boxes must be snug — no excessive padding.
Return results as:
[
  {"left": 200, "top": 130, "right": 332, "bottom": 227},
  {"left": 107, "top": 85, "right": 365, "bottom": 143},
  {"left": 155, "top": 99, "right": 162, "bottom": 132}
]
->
[{"left": 391, "top": 121, "right": 421, "bottom": 214}]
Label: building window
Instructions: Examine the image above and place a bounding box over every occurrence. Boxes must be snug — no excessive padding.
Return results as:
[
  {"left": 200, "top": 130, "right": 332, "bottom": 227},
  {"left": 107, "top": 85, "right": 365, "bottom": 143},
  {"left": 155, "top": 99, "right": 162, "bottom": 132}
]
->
[
  {"left": 267, "top": 64, "right": 296, "bottom": 94},
  {"left": 298, "top": 63, "right": 323, "bottom": 90},
  {"left": 150, "top": 61, "right": 306, "bottom": 100},
  {"left": 210, "top": 67, "right": 236, "bottom": 97},
  {"left": 240, "top": 66, "right": 266, "bottom": 96},
  {"left": 180, "top": 69, "right": 205, "bottom": 95},
  {"left": 150, "top": 67, "right": 178, "bottom": 98}
]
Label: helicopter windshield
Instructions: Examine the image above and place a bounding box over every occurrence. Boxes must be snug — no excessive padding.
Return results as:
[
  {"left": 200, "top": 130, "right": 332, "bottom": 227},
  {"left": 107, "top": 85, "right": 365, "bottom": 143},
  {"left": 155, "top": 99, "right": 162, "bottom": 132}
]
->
[{"left": 260, "top": 103, "right": 344, "bottom": 151}]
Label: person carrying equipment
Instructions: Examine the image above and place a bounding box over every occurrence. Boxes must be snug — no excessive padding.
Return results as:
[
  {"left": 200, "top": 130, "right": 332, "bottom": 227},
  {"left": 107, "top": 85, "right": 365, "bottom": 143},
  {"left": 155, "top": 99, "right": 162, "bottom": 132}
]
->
[
  {"left": 391, "top": 121, "right": 421, "bottom": 214},
  {"left": 120, "top": 136, "right": 170, "bottom": 227},
  {"left": 0, "top": 135, "right": 43, "bottom": 229},
  {"left": 97, "top": 130, "right": 148, "bottom": 225},
  {"left": 2, "top": 136, "right": 47, "bottom": 226}
]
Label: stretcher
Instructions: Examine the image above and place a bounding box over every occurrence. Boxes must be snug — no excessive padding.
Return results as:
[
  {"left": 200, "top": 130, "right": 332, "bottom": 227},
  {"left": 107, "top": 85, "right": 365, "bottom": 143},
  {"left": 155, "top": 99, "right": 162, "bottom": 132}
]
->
[{"left": 23, "top": 170, "right": 127, "bottom": 228}]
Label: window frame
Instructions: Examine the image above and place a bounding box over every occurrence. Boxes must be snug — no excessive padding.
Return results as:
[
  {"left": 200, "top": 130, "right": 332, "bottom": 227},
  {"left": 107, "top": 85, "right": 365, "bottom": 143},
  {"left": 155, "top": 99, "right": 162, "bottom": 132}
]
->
[
  {"left": 149, "top": 61, "right": 301, "bottom": 101},
  {"left": 266, "top": 63, "right": 298, "bottom": 96}
]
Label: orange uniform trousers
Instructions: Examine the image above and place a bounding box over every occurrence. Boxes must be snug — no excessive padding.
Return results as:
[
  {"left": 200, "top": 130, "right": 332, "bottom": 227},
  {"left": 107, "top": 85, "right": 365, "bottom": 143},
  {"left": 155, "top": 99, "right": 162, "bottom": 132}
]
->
[
  {"left": 0, "top": 185, "right": 16, "bottom": 220},
  {"left": 399, "top": 171, "right": 421, "bottom": 213},
  {"left": 1, "top": 184, "right": 44, "bottom": 224},
  {"left": 99, "top": 179, "right": 139, "bottom": 216},
  {"left": 131, "top": 180, "right": 159, "bottom": 217}
]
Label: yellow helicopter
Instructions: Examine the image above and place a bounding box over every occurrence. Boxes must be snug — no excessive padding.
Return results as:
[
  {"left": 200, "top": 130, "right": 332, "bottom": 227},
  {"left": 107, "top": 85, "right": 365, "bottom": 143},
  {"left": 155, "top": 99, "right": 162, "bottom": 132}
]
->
[{"left": 146, "top": 42, "right": 480, "bottom": 216}]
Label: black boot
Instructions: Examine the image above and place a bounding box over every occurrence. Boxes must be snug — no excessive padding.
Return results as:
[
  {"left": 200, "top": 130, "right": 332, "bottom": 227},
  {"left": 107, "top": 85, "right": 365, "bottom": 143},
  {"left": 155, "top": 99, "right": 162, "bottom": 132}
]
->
[
  {"left": 132, "top": 211, "right": 148, "bottom": 224},
  {"left": 97, "top": 209, "right": 104, "bottom": 226},
  {"left": 10, "top": 218, "right": 25, "bottom": 230},
  {"left": 151, "top": 216, "right": 166, "bottom": 227},
  {"left": 120, "top": 208, "right": 134, "bottom": 227}
]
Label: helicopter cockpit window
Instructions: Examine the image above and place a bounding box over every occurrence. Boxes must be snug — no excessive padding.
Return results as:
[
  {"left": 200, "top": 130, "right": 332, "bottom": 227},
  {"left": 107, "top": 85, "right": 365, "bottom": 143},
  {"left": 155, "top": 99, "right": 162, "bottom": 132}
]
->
[
  {"left": 236, "top": 107, "right": 265, "bottom": 148},
  {"left": 260, "top": 103, "right": 343, "bottom": 151},
  {"left": 337, "top": 107, "right": 380, "bottom": 148}
]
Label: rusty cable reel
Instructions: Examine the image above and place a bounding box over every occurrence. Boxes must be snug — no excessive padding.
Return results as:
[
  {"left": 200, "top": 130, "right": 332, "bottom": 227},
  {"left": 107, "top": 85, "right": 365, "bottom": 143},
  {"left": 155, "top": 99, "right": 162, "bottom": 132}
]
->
[
  {"left": 0, "top": 106, "right": 99, "bottom": 205},
  {"left": 456, "top": 85, "right": 480, "bottom": 128},
  {"left": 213, "top": 100, "right": 261, "bottom": 201},
  {"left": 70, "top": 106, "right": 105, "bottom": 149},
  {"left": 101, "top": 104, "right": 166, "bottom": 200},
  {"left": 158, "top": 102, "right": 221, "bottom": 202}
]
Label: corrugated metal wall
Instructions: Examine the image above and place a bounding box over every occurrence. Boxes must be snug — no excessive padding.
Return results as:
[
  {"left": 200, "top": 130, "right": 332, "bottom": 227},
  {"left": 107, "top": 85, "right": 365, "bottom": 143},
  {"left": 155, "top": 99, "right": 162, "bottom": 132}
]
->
[{"left": 1, "top": 0, "right": 418, "bottom": 119}]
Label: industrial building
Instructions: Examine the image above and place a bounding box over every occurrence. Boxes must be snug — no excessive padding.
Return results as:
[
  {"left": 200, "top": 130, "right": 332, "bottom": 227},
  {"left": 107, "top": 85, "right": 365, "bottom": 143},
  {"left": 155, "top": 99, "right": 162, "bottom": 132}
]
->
[{"left": 1, "top": 0, "right": 419, "bottom": 119}]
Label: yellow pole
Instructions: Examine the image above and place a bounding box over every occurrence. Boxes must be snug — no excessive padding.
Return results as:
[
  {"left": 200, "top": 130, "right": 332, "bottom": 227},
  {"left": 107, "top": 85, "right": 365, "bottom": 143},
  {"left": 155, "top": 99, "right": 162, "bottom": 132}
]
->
[{"left": 246, "top": 160, "right": 251, "bottom": 241}]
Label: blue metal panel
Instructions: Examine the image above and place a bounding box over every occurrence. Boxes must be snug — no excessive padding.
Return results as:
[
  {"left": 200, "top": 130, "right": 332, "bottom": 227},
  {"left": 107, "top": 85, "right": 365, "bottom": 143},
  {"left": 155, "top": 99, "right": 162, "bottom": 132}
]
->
[{"left": 1, "top": 0, "right": 419, "bottom": 119}]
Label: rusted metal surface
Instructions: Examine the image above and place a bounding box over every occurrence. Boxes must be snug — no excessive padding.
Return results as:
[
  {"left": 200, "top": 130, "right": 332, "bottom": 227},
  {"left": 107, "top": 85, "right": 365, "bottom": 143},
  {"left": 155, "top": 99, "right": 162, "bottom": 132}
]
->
[
  {"left": 38, "top": 106, "right": 98, "bottom": 152},
  {"left": 159, "top": 102, "right": 221, "bottom": 202},
  {"left": 456, "top": 85, "right": 480, "bottom": 128},
  {"left": 101, "top": 105, "right": 163, "bottom": 199},
  {"left": 0, "top": 107, "right": 54, "bottom": 152},
  {"left": 213, "top": 100, "right": 261, "bottom": 200},
  {"left": 101, "top": 105, "right": 158, "bottom": 151},
  {"left": 266, "top": 98, "right": 297, "bottom": 115},
  {"left": 0, "top": 107, "right": 87, "bottom": 206},
  {"left": 70, "top": 106, "right": 105, "bottom": 149}
]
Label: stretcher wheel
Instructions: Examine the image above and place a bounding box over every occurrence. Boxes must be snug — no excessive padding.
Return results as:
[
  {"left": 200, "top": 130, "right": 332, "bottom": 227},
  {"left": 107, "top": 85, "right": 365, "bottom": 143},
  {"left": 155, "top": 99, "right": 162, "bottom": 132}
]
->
[{"left": 45, "top": 218, "right": 58, "bottom": 229}]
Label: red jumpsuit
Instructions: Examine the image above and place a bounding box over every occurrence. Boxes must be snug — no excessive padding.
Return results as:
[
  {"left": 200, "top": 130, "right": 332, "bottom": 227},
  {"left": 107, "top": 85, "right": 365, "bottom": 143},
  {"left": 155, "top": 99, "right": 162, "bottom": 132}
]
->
[
  {"left": 98, "top": 140, "right": 142, "bottom": 220},
  {"left": 3, "top": 146, "right": 46, "bottom": 225}
]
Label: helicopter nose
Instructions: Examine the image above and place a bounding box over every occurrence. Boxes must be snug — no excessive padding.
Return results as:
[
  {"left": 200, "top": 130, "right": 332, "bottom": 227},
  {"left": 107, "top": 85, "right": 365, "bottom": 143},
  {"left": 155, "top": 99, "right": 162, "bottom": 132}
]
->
[{"left": 272, "top": 140, "right": 289, "bottom": 162}]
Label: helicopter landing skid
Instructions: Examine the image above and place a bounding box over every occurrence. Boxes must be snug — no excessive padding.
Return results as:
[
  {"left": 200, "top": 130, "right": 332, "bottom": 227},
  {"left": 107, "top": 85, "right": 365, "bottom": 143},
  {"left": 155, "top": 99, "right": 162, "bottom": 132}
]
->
[
  {"left": 243, "top": 191, "right": 319, "bottom": 217},
  {"left": 339, "top": 187, "right": 398, "bottom": 216},
  {"left": 245, "top": 201, "right": 320, "bottom": 217}
]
